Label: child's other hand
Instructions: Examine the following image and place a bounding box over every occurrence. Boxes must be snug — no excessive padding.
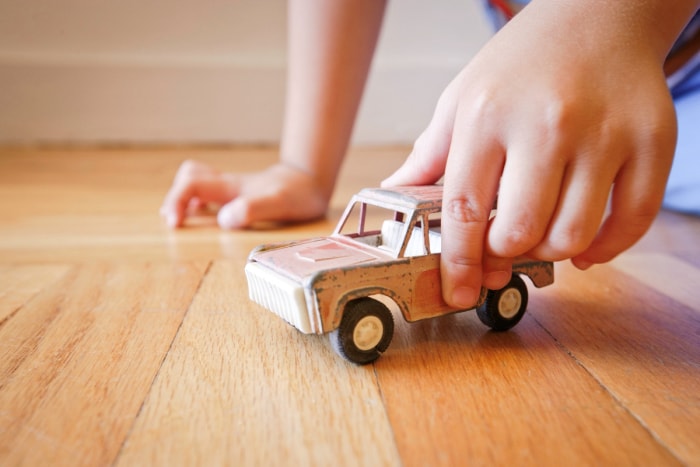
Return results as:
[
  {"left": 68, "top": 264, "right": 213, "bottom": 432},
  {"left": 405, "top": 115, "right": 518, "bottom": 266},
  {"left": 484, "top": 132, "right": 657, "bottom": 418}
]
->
[
  {"left": 160, "top": 160, "right": 328, "bottom": 229},
  {"left": 383, "top": 2, "right": 679, "bottom": 308}
]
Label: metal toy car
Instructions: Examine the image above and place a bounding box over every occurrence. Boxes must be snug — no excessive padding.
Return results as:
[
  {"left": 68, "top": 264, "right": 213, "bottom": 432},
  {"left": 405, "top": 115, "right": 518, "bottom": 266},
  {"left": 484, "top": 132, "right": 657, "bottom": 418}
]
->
[{"left": 246, "top": 185, "right": 554, "bottom": 364}]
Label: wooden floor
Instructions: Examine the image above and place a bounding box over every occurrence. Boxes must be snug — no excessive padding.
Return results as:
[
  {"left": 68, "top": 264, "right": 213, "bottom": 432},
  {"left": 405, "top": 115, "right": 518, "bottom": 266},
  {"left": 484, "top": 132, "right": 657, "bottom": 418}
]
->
[{"left": 1, "top": 146, "right": 699, "bottom": 466}]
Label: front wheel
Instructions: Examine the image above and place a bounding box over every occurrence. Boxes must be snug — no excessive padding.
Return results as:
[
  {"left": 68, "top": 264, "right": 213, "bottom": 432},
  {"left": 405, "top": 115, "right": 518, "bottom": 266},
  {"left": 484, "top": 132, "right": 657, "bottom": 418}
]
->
[
  {"left": 476, "top": 274, "right": 529, "bottom": 331},
  {"left": 330, "top": 297, "right": 394, "bottom": 365}
]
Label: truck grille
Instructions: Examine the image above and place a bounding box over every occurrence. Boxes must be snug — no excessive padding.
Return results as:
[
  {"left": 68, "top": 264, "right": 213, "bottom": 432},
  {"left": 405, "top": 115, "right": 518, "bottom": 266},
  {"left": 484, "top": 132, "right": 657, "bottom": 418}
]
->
[{"left": 245, "top": 262, "right": 313, "bottom": 333}]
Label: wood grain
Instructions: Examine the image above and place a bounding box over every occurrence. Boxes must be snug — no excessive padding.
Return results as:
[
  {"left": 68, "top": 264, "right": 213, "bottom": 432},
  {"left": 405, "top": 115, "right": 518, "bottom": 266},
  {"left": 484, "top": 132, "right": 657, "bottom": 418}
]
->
[
  {"left": 1, "top": 146, "right": 699, "bottom": 466},
  {"left": 116, "top": 259, "right": 401, "bottom": 466},
  {"left": 374, "top": 297, "right": 682, "bottom": 466},
  {"left": 0, "top": 264, "right": 70, "bottom": 324},
  {"left": 0, "top": 261, "right": 208, "bottom": 466},
  {"left": 529, "top": 261, "right": 700, "bottom": 465},
  {"left": 613, "top": 253, "right": 700, "bottom": 314}
]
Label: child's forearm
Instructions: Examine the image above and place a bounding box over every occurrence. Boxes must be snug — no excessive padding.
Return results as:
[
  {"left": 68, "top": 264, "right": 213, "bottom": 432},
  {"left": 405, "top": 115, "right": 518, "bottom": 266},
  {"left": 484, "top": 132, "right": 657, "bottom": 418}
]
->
[{"left": 280, "top": 0, "right": 387, "bottom": 197}]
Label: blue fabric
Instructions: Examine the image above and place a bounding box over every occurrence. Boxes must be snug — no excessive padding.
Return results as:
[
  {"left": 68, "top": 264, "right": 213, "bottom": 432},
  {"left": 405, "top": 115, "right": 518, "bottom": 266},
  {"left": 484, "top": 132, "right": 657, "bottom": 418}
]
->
[{"left": 664, "top": 64, "right": 700, "bottom": 215}]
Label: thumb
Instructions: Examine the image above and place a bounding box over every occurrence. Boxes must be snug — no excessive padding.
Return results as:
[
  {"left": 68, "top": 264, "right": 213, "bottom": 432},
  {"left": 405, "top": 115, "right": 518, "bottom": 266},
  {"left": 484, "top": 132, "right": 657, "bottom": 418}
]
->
[
  {"left": 217, "top": 197, "right": 254, "bottom": 229},
  {"left": 382, "top": 87, "right": 458, "bottom": 187}
]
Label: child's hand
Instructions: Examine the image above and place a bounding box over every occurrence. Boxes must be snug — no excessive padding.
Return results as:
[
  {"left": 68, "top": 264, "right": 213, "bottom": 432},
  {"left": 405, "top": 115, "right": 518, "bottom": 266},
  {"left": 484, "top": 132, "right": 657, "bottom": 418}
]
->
[
  {"left": 160, "top": 160, "right": 328, "bottom": 228},
  {"left": 383, "top": 1, "right": 682, "bottom": 308}
]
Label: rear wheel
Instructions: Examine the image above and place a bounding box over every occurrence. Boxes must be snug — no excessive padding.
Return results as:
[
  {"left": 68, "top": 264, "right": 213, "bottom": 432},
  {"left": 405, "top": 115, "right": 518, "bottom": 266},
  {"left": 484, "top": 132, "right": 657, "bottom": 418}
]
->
[
  {"left": 476, "top": 274, "right": 528, "bottom": 331},
  {"left": 330, "top": 297, "right": 394, "bottom": 364}
]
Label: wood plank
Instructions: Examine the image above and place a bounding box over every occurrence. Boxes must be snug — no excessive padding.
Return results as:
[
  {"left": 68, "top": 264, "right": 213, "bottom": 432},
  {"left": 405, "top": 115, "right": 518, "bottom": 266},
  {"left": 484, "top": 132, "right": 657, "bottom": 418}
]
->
[
  {"left": 0, "top": 264, "right": 71, "bottom": 324},
  {"left": 612, "top": 253, "right": 700, "bottom": 314},
  {"left": 116, "top": 260, "right": 401, "bottom": 466},
  {"left": 632, "top": 211, "right": 700, "bottom": 268},
  {"left": 529, "top": 260, "right": 700, "bottom": 465},
  {"left": 373, "top": 278, "right": 682, "bottom": 466},
  {"left": 0, "top": 261, "right": 208, "bottom": 466}
]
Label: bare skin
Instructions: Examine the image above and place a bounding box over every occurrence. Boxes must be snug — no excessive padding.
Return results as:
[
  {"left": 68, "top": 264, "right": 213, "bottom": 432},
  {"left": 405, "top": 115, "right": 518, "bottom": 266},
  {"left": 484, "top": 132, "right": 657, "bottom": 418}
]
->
[
  {"left": 160, "top": 160, "right": 329, "bottom": 228},
  {"left": 160, "top": 0, "right": 387, "bottom": 229},
  {"left": 162, "top": 0, "right": 699, "bottom": 307},
  {"left": 382, "top": 0, "right": 700, "bottom": 307}
]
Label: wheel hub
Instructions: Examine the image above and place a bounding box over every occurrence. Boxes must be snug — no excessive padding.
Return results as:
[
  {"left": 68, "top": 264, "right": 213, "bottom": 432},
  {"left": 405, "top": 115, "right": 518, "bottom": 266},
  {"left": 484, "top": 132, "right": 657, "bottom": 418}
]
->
[
  {"left": 353, "top": 316, "right": 384, "bottom": 350},
  {"left": 498, "top": 288, "right": 522, "bottom": 319}
]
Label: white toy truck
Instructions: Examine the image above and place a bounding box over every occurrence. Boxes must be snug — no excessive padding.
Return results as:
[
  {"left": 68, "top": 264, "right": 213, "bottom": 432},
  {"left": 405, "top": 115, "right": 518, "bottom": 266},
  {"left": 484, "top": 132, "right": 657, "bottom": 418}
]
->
[{"left": 246, "top": 185, "right": 554, "bottom": 364}]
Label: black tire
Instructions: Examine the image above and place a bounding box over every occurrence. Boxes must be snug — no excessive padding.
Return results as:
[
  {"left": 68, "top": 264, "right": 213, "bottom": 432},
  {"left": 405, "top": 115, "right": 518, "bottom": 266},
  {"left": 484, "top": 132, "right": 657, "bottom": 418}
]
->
[
  {"left": 330, "top": 297, "right": 394, "bottom": 365},
  {"left": 476, "top": 274, "right": 528, "bottom": 331}
]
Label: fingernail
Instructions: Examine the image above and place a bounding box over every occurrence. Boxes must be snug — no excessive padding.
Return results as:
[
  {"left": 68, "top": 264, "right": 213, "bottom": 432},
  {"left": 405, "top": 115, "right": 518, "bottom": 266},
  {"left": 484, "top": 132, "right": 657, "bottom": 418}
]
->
[
  {"left": 574, "top": 259, "right": 593, "bottom": 270},
  {"left": 451, "top": 286, "right": 479, "bottom": 308}
]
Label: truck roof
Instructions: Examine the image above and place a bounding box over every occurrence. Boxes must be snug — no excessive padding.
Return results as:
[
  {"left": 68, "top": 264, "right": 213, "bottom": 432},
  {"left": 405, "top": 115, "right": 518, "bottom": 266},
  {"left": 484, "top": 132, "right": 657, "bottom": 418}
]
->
[{"left": 355, "top": 185, "right": 443, "bottom": 211}]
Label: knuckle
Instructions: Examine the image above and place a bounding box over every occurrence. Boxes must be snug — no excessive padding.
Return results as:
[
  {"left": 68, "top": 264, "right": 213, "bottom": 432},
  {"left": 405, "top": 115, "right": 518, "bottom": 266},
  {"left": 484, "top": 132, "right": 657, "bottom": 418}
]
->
[
  {"left": 496, "top": 222, "right": 542, "bottom": 255},
  {"left": 445, "top": 196, "right": 490, "bottom": 226},
  {"left": 444, "top": 250, "right": 481, "bottom": 268},
  {"left": 538, "top": 225, "right": 592, "bottom": 261},
  {"left": 609, "top": 204, "right": 657, "bottom": 245},
  {"left": 553, "top": 230, "right": 588, "bottom": 255},
  {"left": 442, "top": 196, "right": 490, "bottom": 268},
  {"left": 627, "top": 201, "right": 659, "bottom": 229},
  {"left": 461, "top": 87, "right": 499, "bottom": 123},
  {"left": 541, "top": 97, "right": 576, "bottom": 136}
]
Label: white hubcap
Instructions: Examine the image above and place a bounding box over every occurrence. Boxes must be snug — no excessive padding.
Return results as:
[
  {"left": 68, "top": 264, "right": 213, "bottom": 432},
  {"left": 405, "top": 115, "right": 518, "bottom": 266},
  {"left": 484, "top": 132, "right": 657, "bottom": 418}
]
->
[
  {"left": 353, "top": 316, "right": 384, "bottom": 350},
  {"left": 498, "top": 288, "right": 522, "bottom": 319}
]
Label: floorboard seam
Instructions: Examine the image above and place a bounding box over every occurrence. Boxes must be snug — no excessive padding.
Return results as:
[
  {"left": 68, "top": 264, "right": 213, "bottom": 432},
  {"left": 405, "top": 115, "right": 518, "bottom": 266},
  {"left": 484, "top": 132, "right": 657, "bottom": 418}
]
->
[
  {"left": 110, "top": 259, "right": 213, "bottom": 466},
  {"left": 529, "top": 313, "right": 684, "bottom": 465},
  {"left": 372, "top": 363, "right": 404, "bottom": 467}
]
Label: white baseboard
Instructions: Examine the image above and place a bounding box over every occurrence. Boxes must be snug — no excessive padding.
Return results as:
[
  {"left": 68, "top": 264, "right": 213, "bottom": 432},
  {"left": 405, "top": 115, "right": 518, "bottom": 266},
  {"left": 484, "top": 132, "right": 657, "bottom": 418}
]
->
[{"left": 0, "top": 59, "right": 464, "bottom": 146}]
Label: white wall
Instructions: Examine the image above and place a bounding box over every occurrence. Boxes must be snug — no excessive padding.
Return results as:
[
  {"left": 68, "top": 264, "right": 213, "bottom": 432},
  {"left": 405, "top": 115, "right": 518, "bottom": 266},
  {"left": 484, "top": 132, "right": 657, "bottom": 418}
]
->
[{"left": 0, "top": 0, "right": 491, "bottom": 145}]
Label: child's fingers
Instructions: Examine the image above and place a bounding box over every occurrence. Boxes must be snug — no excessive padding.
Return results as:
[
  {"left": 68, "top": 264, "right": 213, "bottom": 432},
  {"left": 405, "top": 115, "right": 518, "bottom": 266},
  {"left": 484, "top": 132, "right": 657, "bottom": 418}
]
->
[
  {"left": 527, "top": 157, "right": 615, "bottom": 261},
  {"left": 160, "top": 162, "right": 241, "bottom": 228},
  {"left": 380, "top": 128, "right": 448, "bottom": 187},
  {"left": 486, "top": 141, "right": 567, "bottom": 258},
  {"left": 382, "top": 77, "right": 503, "bottom": 307},
  {"left": 573, "top": 143, "right": 674, "bottom": 269},
  {"left": 440, "top": 110, "right": 505, "bottom": 309},
  {"left": 173, "top": 159, "right": 218, "bottom": 181},
  {"left": 481, "top": 253, "right": 513, "bottom": 291},
  {"left": 217, "top": 188, "right": 327, "bottom": 229},
  {"left": 160, "top": 182, "right": 195, "bottom": 228},
  {"left": 217, "top": 196, "right": 291, "bottom": 229}
]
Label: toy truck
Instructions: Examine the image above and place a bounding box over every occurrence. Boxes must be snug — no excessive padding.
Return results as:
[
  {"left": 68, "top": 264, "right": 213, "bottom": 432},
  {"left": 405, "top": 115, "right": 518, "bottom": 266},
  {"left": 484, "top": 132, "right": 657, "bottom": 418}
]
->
[{"left": 246, "top": 185, "right": 554, "bottom": 364}]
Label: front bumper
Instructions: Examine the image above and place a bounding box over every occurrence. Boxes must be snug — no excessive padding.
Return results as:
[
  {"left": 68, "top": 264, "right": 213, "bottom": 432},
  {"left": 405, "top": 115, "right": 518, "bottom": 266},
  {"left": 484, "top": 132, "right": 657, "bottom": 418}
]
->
[{"left": 245, "top": 262, "right": 313, "bottom": 333}]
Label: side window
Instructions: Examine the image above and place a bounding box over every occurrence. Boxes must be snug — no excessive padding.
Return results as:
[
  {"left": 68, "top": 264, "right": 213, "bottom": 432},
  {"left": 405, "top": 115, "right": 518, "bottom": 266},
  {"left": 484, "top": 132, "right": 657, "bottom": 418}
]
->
[
  {"left": 337, "top": 202, "right": 388, "bottom": 237},
  {"left": 337, "top": 202, "right": 409, "bottom": 253},
  {"left": 398, "top": 212, "right": 442, "bottom": 257},
  {"left": 402, "top": 215, "right": 428, "bottom": 257},
  {"left": 426, "top": 212, "right": 442, "bottom": 254}
]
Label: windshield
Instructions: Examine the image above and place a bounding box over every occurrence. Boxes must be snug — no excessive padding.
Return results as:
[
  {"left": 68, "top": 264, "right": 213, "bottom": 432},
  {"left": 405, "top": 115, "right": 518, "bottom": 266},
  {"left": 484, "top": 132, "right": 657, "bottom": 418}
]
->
[{"left": 334, "top": 200, "right": 410, "bottom": 256}]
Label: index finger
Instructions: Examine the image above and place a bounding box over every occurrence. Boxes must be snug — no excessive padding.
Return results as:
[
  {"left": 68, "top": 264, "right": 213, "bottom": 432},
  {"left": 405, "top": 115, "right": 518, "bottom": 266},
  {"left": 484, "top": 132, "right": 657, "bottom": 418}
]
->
[{"left": 441, "top": 121, "right": 504, "bottom": 308}]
